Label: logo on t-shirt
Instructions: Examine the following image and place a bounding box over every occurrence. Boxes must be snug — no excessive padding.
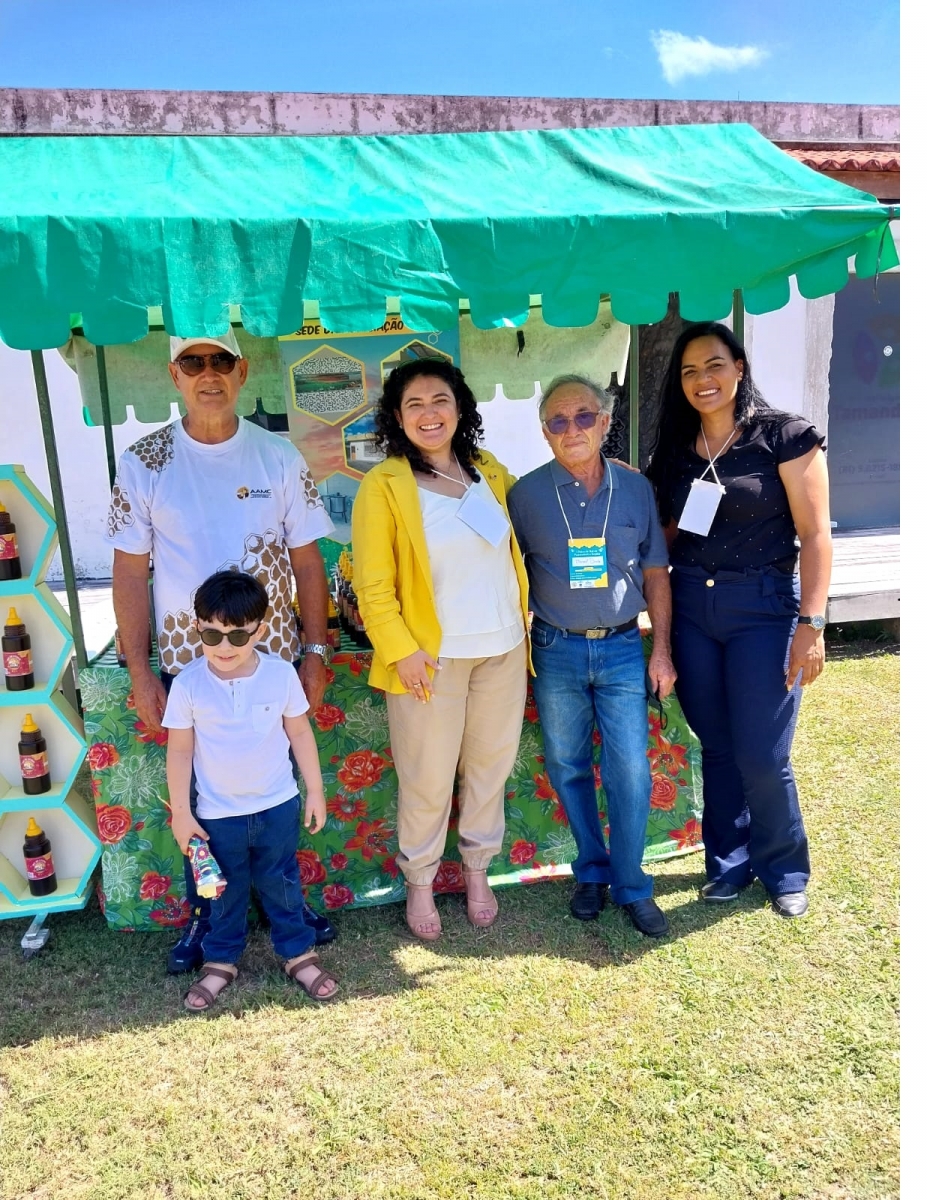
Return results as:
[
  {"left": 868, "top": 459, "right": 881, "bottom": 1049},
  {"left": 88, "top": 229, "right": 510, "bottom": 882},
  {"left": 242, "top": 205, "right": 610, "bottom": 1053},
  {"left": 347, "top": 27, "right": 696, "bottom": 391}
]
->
[{"left": 236, "top": 487, "right": 272, "bottom": 500}]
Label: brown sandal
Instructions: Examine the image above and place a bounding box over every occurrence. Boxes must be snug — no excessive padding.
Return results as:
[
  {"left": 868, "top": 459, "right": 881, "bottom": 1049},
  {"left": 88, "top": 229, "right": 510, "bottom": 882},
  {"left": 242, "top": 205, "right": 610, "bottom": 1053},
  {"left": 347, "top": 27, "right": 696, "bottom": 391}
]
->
[
  {"left": 404, "top": 882, "right": 442, "bottom": 942},
  {"left": 284, "top": 952, "right": 340, "bottom": 1002},
  {"left": 183, "top": 963, "right": 238, "bottom": 1012},
  {"left": 463, "top": 868, "right": 499, "bottom": 928}
]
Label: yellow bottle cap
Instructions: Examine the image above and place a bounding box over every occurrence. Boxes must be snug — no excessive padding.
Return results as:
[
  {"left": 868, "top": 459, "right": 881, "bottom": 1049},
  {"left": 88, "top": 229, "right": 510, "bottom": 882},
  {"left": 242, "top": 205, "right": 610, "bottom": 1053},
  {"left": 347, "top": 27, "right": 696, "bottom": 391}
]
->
[
  {"left": 25, "top": 817, "right": 43, "bottom": 838},
  {"left": 0, "top": 502, "right": 7, "bottom": 513},
  {"left": 21, "top": 713, "right": 39, "bottom": 734},
  {"left": 6, "top": 606, "right": 22, "bottom": 625}
]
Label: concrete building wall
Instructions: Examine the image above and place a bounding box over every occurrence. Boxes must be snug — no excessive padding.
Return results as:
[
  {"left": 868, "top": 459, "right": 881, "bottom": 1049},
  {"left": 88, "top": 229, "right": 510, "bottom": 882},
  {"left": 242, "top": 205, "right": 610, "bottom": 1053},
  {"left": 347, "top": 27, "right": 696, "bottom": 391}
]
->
[{"left": 0, "top": 88, "right": 900, "bottom": 143}]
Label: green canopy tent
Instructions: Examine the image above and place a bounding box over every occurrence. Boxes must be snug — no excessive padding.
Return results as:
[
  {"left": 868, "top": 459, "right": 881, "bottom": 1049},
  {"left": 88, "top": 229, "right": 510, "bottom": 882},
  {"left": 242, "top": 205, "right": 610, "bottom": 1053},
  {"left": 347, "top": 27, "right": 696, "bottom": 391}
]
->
[{"left": 0, "top": 122, "right": 899, "bottom": 666}]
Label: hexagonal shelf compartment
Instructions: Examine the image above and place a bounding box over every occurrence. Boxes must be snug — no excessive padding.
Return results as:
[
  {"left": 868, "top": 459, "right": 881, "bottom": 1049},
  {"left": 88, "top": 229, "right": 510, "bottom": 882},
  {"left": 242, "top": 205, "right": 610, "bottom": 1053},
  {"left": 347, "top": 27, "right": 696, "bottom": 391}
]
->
[
  {"left": 0, "top": 465, "right": 59, "bottom": 591},
  {"left": 0, "top": 794, "right": 102, "bottom": 914},
  {"left": 0, "top": 695, "right": 85, "bottom": 805},
  {"left": 1, "top": 585, "right": 73, "bottom": 705}
]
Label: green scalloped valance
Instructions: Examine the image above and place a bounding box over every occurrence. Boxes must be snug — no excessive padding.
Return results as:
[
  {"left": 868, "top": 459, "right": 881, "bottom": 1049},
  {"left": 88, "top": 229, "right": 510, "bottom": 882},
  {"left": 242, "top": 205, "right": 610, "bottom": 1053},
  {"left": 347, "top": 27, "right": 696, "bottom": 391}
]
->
[{"left": 0, "top": 123, "right": 898, "bottom": 350}]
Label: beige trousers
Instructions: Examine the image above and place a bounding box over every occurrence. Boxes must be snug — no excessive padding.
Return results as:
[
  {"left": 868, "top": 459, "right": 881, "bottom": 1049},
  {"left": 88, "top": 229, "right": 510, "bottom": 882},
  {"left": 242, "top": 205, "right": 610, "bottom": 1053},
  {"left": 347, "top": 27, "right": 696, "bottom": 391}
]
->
[{"left": 385, "top": 640, "right": 528, "bottom": 886}]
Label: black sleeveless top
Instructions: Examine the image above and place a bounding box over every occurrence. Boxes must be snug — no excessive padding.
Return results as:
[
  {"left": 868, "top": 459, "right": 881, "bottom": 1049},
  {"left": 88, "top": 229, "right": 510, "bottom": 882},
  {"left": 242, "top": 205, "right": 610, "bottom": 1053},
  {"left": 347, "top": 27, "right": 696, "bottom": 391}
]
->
[{"left": 668, "top": 412, "right": 825, "bottom": 574}]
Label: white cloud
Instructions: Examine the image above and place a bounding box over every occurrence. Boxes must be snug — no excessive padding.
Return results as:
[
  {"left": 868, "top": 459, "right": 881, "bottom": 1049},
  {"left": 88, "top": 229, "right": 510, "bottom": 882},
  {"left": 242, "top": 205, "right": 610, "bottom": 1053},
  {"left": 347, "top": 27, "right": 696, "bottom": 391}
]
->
[
  {"left": 651, "top": 30, "right": 769, "bottom": 86},
  {"left": 603, "top": 46, "right": 614, "bottom": 60}
]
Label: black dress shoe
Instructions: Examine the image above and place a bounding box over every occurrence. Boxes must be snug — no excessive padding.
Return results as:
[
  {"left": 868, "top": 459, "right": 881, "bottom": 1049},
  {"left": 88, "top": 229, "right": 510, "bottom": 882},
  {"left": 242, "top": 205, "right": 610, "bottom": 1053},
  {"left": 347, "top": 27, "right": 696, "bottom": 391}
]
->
[
  {"left": 771, "top": 892, "right": 808, "bottom": 919},
  {"left": 166, "top": 906, "right": 210, "bottom": 975},
  {"left": 700, "top": 881, "right": 742, "bottom": 903},
  {"left": 570, "top": 882, "right": 610, "bottom": 921},
  {"left": 622, "top": 898, "right": 669, "bottom": 937},
  {"left": 304, "top": 902, "right": 338, "bottom": 944}
]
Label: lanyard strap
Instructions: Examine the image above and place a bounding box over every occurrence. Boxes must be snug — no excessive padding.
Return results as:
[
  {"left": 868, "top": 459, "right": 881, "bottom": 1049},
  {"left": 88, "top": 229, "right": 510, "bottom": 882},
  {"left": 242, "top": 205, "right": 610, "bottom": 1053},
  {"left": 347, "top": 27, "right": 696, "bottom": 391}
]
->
[
  {"left": 697, "top": 426, "right": 738, "bottom": 487},
  {"left": 553, "top": 460, "right": 613, "bottom": 541},
  {"left": 426, "top": 457, "right": 470, "bottom": 491}
]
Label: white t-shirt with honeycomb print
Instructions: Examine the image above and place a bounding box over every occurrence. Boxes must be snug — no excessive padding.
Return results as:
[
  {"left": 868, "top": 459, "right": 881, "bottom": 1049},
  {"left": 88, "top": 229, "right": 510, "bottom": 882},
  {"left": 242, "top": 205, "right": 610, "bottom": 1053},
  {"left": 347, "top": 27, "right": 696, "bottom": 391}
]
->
[{"left": 107, "top": 418, "right": 334, "bottom": 674}]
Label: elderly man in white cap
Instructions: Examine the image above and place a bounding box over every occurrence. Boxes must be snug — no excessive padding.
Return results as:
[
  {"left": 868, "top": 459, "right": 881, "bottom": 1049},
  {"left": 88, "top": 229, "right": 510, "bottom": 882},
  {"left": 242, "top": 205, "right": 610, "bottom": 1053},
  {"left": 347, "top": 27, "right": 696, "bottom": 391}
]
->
[{"left": 107, "top": 329, "right": 337, "bottom": 973}]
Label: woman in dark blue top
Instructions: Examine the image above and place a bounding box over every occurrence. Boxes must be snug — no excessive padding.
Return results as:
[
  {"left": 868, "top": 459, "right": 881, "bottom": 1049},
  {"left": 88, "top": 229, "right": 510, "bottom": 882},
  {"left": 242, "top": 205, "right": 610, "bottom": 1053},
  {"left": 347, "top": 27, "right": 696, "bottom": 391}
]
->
[{"left": 647, "top": 322, "right": 832, "bottom": 918}]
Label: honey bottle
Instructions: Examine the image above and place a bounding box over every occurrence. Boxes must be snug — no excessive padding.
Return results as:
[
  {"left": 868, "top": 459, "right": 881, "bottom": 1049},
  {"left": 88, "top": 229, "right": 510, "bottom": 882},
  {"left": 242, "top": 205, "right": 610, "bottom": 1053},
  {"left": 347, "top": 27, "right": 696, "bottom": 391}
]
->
[
  {"left": 327, "top": 596, "right": 341, "bottom": 651},
  {"left": 19, "top": 713, "right": 51, "bottom": 795},
  {"left": 23, "top": 817, "right": 58, "bottom": 897},
  {"left": 2, "top": 607, "right": 34, "bottom": 691},
  {"left": 0, "top": 502, "right": 23, "bottom": 581}
]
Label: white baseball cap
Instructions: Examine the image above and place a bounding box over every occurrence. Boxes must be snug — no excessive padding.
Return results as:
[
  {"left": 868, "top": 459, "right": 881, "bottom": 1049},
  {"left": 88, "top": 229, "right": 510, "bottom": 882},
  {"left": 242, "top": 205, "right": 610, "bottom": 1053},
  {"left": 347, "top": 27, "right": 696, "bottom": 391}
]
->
[{"left": 169, "top": 327, "right": 242, "bottom": 361}]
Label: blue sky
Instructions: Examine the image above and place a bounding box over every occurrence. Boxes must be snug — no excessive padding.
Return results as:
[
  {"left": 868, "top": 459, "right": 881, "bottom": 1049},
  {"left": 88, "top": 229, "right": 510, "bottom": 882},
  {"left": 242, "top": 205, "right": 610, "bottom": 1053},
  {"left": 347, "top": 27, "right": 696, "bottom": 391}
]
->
[{"left": 0, "top": 0, "right": 898, "bottom": 103}]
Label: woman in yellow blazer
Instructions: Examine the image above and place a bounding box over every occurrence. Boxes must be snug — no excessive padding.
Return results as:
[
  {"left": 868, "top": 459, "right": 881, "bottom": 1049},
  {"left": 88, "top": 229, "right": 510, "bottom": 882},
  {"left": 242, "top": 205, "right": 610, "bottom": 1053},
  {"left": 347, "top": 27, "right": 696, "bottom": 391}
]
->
[{"left": 352, "top": 359, "right": 532, "bottom": 941}]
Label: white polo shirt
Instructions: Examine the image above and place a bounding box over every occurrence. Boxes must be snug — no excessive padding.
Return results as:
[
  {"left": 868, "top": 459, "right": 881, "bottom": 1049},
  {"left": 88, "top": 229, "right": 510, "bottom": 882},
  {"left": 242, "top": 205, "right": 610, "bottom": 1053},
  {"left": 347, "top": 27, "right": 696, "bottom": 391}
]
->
[
  {"left": 162, "top": 653, "right": 310, "bottom": 819},
  {"left": 107, "top": 417, "right": 334, "bottom": 674}
]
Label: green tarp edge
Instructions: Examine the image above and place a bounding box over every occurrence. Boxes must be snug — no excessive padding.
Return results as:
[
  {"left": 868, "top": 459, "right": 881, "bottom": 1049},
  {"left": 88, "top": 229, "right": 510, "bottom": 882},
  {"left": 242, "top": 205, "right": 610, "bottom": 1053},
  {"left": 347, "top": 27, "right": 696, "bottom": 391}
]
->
[{"left": 0, "top": 123, "right": 898, "bottom": 350}]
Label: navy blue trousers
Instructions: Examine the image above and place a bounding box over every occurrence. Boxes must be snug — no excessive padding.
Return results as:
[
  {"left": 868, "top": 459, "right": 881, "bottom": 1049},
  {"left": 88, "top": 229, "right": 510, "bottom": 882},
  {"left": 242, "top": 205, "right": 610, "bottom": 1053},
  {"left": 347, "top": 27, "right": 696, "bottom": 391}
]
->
[{"left": 670, "top": 567, "right": 811, "bottom": 897}]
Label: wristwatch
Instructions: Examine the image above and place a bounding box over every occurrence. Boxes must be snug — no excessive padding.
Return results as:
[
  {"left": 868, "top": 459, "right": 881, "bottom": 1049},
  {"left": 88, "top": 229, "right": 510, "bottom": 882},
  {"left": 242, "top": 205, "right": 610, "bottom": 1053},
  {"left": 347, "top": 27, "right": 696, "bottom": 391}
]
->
[
  {"left": 303, "top": 642, "right": 333, "bottom": 665},
  {"left": 797, "top": 615, "right": 826, "bottom": 631}
]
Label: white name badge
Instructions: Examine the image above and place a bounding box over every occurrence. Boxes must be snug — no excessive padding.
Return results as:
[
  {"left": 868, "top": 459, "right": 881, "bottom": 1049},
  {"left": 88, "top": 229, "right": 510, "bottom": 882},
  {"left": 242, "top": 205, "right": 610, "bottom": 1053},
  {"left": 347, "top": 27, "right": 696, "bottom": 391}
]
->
[
  {"left": 677, "top": 478, "right": 726, "bottom": 536},
  {"left": 568, "top": 537, "right": 609, "bottom": 589},
  {"left": 456, "top": 486, "right": 511, "bottom": 548}
]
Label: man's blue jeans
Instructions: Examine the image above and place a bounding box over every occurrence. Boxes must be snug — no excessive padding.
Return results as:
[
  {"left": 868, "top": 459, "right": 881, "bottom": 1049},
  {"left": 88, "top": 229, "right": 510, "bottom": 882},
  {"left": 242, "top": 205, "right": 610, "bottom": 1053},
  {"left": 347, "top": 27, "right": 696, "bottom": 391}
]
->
[
  {"left": 530, "top": 619, "right": 654, "bottom": 905},
  {"left": 198, "top": 795, "right": 315, "bottom": 964}
]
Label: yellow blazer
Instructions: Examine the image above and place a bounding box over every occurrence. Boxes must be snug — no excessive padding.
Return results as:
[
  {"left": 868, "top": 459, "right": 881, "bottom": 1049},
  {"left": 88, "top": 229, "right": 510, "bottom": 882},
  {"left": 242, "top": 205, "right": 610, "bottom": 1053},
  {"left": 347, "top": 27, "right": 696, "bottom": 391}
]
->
[{"left": 351, "top": 450, "right": 533, "bottom": 693}]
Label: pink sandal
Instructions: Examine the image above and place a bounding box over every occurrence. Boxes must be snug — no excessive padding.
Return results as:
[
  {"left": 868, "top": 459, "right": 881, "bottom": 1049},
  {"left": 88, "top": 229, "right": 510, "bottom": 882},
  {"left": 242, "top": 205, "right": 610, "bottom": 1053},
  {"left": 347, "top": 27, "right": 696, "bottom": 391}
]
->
[
  {"left": 405, "top": 882, "right": 442, "bottom": 941},
  {"left": 463, "top": 868, "right": 499, "bottom": 928}
]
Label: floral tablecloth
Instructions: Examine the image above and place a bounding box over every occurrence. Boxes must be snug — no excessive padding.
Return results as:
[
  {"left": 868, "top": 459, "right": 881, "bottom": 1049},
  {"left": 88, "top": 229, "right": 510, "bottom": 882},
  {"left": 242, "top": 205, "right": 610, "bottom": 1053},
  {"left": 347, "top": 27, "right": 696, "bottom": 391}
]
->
[{"left": 80, "top": 639, "right": 703, "bottom": 931}]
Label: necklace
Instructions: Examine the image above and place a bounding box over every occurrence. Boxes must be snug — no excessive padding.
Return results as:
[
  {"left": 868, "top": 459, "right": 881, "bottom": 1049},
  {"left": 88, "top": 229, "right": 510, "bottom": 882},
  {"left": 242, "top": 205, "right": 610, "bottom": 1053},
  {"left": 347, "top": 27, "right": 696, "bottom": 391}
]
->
[{"left": 423, "top": 456, "right": 470, "bottom": 491}]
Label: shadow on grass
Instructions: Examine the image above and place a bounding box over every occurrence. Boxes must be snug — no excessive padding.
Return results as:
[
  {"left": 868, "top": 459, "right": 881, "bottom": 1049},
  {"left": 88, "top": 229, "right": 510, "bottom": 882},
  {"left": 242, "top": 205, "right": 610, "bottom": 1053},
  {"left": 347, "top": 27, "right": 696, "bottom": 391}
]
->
[{"left": 0, "top": 864, "right": 772, "bottom": 1047}]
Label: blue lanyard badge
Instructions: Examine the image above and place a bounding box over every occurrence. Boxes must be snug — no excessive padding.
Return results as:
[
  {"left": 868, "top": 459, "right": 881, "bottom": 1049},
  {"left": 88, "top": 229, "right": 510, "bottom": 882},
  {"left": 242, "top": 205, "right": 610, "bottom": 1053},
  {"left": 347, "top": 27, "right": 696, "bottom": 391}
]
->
[
  {"left": 567, "top": 538, "right": 608, "bottom": 588},
  {"left": 554, "top": 461, "right": 614, "bottom": 591}
]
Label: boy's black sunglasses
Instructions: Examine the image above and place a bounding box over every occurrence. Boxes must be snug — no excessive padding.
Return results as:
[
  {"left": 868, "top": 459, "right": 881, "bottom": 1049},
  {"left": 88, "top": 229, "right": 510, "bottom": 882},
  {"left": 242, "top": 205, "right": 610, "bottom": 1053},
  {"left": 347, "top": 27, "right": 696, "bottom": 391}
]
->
[
  {"left": 198, "top": 625, "right": 260, "bottom": 647},
  {"left": 174, "top": 352, "right": 240, "bottom": 377}
]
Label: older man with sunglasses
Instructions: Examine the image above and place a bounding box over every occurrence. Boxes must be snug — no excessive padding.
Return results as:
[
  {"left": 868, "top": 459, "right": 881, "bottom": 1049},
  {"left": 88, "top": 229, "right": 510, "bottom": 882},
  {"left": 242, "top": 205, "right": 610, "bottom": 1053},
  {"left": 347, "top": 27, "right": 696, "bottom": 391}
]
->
[
  {"left": 107, "top": 329, "right": 337, "bottom": 972},
  {"left": 507, "top": 375, "right": 676, "bottom": 936}
]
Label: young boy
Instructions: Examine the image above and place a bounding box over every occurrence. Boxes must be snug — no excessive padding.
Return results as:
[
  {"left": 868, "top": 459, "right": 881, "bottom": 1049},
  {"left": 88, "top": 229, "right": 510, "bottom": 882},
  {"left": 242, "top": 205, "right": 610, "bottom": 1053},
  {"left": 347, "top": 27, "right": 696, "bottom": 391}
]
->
[{"left": 163, "top": 570, "right": 338, "bottom": 1011}]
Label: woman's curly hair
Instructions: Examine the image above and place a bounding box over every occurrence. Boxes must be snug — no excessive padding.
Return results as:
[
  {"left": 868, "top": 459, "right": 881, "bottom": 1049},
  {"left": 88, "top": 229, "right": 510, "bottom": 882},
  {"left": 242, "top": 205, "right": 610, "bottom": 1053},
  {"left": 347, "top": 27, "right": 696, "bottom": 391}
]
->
[{"left": 375, "top": 358, "right": 484, "bottom": 481}]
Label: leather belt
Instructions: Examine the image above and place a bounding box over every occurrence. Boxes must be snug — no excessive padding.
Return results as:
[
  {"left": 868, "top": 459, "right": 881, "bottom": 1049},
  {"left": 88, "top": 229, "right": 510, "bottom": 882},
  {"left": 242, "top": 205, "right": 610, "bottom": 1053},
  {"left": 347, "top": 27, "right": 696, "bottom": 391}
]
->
[{"left": 565, "top": 617, "right": 638, "bottom": 639}]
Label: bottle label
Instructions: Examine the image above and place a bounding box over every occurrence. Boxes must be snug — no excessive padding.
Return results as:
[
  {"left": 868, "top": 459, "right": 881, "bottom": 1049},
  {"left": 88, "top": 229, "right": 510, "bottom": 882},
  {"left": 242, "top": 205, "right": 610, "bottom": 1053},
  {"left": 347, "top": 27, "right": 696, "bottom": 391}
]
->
[
  {"left": 20, "top": 751, "right": 49, "bottom": 779},
  {"left": 3, "top": 649, "right": 33, "bottom": 677},
  {"left": 0, "top": 532, "right": 19, "bottom": 561},
  {"left": 26, "top": 851, "right": 55, "bottom": 882}
]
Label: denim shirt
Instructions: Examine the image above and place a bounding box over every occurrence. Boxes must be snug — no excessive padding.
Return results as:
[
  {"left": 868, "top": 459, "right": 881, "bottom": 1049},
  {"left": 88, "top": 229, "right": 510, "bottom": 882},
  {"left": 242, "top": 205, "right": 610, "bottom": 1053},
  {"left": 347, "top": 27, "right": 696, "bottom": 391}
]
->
[{"left": 507, "top": 457, "right": 668, "bottom": 630}]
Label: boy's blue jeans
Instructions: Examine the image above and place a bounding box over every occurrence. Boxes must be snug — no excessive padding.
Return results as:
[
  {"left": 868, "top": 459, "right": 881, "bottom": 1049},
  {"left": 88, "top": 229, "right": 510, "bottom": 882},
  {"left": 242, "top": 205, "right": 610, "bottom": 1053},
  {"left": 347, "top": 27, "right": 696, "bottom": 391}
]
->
[
  {"left": 530, "top": 619, "right": 654, "bottom": 905},
  {"left": 198, "top": 795, "right": 315, "bottom": 964}
]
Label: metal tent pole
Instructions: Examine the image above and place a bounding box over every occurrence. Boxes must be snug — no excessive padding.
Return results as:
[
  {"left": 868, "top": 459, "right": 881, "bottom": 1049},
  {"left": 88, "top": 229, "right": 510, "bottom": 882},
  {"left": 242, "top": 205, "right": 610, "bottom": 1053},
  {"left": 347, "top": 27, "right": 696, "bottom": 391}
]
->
[
  {"left": 95, "top": 345, "right": 117, "bottom": 489},
  {"left": 733, "top": 290, "right": 745, "bottom": 344},
  {"left": 30, "top": 350, "right": 88, "bottom": 672},
  {"left": 629, "top": 325, "right": 640, "bottom": 468}
]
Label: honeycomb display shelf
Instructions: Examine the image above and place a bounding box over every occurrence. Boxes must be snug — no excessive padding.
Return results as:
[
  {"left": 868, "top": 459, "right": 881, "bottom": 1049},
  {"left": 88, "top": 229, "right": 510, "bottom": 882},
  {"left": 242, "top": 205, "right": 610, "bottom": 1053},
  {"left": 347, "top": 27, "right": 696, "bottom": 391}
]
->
[{"left": 0, "top": 465, "right": 101, "bottom": 931}]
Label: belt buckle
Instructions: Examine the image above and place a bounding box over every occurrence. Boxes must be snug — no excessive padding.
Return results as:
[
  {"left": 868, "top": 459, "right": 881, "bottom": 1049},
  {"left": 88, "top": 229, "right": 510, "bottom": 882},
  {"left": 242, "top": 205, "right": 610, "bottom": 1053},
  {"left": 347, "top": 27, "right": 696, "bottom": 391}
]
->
[{"left": 586, "top": 628, "right": 608, "bottom": 639}]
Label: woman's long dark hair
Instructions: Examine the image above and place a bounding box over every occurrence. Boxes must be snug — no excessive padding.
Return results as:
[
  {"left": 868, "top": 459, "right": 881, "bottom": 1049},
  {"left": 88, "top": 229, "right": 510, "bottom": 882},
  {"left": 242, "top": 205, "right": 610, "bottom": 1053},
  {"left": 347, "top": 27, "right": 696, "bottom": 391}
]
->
[
  {"left": 646, "top": 321, "right": 772, "bottom": 525},
  {"left": 375, "top": 358, "right": 484, "bottom": 481}
]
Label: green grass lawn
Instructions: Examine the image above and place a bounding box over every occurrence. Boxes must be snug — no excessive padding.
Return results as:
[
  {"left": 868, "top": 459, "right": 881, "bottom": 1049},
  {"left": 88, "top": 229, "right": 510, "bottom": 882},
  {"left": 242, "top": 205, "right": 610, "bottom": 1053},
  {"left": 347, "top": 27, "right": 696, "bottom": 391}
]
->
[{"left": 0, "top": 644, "right": 899, "bottom": 1200}]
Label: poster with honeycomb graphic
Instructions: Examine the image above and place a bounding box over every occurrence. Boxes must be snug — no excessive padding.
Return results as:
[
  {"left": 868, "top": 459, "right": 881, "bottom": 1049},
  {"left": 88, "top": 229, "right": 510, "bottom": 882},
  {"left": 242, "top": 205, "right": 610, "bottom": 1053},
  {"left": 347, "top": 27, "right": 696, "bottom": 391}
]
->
[{"left": 280, "top": 320, "right": 459, "bottom": 544}]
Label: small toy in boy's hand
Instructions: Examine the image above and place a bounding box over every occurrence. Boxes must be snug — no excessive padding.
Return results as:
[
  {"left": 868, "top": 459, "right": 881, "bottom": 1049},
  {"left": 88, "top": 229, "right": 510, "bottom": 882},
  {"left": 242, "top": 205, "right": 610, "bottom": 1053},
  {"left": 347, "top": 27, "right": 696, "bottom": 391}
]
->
[{"left": 187, "top": 836, "right": 227, "bottom": 899}]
